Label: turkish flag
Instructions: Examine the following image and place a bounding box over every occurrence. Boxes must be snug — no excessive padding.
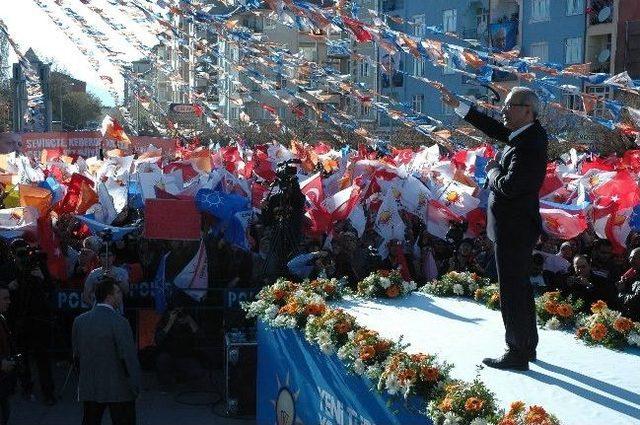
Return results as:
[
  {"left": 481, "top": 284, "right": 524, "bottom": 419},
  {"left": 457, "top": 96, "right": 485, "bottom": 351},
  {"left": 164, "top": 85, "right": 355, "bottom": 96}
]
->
[
  {"left": 539, "top": 163, "right": 564, "bottom": 197},
  {"left": 592, "top": 170, "right": 640, "bottom": 210},
  {"left": 300, "top": 172, "right": 324, "bottom": 206},
  {"left": 322, "top": 184, "right": 361, "bottom": 222},
  {"left": 540, "top": 208, "right": 588, "bottom": 240},
  {"left": 305, "top": 204, "right": 333, "bottom": 236}
]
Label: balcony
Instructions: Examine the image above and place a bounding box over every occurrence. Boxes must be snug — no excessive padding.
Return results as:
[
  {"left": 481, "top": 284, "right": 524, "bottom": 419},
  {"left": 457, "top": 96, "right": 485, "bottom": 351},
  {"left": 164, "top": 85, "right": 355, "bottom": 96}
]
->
[{"left": 588, "top": 0, "right": 614, "bottom": 26}]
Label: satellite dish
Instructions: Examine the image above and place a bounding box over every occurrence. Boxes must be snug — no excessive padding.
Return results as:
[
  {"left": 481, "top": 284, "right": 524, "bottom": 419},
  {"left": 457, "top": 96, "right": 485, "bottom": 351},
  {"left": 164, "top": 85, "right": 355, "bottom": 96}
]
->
[
  {"left": 598, "top": 49, "right": 610, "bottom": 63},
  {"left": 598, "top": 6, "right": 611, "bottom": 23}
]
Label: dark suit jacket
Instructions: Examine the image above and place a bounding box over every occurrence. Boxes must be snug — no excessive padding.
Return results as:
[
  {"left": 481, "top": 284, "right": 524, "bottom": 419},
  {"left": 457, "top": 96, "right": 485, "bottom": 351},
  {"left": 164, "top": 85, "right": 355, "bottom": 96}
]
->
[
  {"left": 464, "top": 107, "right": 548, "bottom": 244},
  {"left": 72, "top": 305, "right": 141, "bottom": 403}
]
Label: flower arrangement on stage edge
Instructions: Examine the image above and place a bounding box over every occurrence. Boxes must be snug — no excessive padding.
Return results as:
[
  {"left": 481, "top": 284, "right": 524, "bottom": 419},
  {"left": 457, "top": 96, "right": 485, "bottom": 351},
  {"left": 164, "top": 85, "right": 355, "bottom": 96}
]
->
[
  {"left": 305, "top": 308, "right": 359, "bottom": 355},
  {"left": 422, "top": 271, "right": 492, "bottom": 298},
  {"left": 377, "top": 352, "right": 452, "bottom": 400},
  {"left": 243, "top": 277, "right": 347, "bottom": 328},
  {"left": 535, "top": 291, "right": 584, "bottom": 330},
  {"left": 473, "top": 284, "right": 501, "bottom": 310},
  {"left": 496, "top": 400, "right": 561, "bottom": 425},
  {"left": 357, "top": 269, "right": 417, "bottom": 299},
  {"left": 427, "top": 378, "right": 501, "bottom": 425},
  {"left": 575, "top": 300, "right": 640, "bottom": 350},
  {"left": 337, "top": 328, "right": 397, "bottom": 381}
]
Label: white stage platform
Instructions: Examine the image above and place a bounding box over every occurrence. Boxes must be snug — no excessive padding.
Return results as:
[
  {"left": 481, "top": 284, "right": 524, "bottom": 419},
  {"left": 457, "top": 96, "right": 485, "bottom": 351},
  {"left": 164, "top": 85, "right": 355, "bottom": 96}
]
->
[{"left": 339, "top": 294, "right": 640, "bottom": 425}]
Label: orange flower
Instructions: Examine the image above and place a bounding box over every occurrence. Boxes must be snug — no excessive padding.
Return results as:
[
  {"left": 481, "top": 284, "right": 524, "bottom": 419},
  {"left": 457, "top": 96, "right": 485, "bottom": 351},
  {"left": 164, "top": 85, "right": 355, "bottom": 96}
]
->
[
  {"left": 386, "top": 284, "right": 401, "bottom": 298},
  {"left": 556, "top": 304, "right": 574, "bottom": 318},
  {"left": 398, "top": 368, "right": 416, "bottom": 382},
  {"left": 360, "top": 345, "right": 376, "bottom": 361},
  {"left": 374, "top": 339, "right": 391, "bottom": 353},
  {"left": 420, "top": 366, "right": 440, "bottom": 382},
  {"left": 411, "top": 353, "right": 428, "bottom": 363},
  {"left": 334, "top": 321, "right": 352, "bottom": 334},
  {"left": 471, "top": 272, "right": 479, "bottom": 281},
  {"left": 509, "top": 400, "right": 526, "bottom": 415},
  {"left": 354, "top": 329, "right": 377, "bottom": 344},
  {"left": 499, "top": 418, "right": 517, "bottom": 425},
  {"left": 490, "top": 292, "right": 500, "bottom": 303},
  {"left": 438, "top": 397, "right": 453, "bottom": 412},
  {"left": 589, "top": 323, "right": 608, "bottom": 341},
  {"left": 613, "top": 317, "right": 634, "bottom": 333},
  {"left": 323, "top": 283, "right": 336, "bottom": 294},
  {"left": 576, "top": 326, "right": 588, "bottom": 338},
  {"left": 310, "top": 279, "right": 321, "bottom": 288},
  {"left": 378, "top": 270, "right": 391, "bottom": 277},
  {"left": 591, "top": 300, "right": 608, "bottom": 313},
  {"left": 273, "top": 289, "right": 286, "bottom": 300},
  {"left": 474, "top": 288, "right": 484, "bottom": 299},
  {"left": 544, "top": 301, "right": 558, "bottom": 315},
  {"left": 524, "top": 405, "right": 550, "bottom": 424},
  {"left": 304, "top": 303, "right": 326, "bottom": 316},
  {"left": 278, "top": 302, "right": 298, "bottom": 315},
  {"left": 464, "top": 397, "right": 485, "bottom": 412}
]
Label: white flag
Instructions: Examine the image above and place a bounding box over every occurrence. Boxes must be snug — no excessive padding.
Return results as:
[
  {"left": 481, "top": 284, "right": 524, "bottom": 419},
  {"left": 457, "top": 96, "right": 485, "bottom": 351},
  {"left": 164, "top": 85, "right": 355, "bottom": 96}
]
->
[{"left": 174, "top": 241, "right": 208, "bottom": 302}]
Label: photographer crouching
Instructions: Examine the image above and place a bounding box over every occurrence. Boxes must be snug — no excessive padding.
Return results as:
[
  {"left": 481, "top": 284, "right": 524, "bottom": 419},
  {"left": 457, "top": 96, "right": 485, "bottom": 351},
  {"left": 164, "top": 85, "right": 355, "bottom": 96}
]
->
[
  {"left": 8, "top": 239, "right": 56, "bottom": 406},
  {"left": 0, "top": 285, "right": 17, "bottom": 425}
]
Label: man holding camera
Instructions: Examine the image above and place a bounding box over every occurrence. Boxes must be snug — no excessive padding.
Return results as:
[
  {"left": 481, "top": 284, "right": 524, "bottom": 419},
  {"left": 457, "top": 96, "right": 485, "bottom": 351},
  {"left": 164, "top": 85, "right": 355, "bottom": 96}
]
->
[
  {"left": 9, "top": 240, "right": 56, "bottom": 405},
  {"left": 0, "top": 285, "right": 16, "bottom": 425},
  {"left": 441, "top": 85, "right": 548, "bottom": 371},
  {"left": 73, "top": 277, "right": 140, "bottom": 425}
]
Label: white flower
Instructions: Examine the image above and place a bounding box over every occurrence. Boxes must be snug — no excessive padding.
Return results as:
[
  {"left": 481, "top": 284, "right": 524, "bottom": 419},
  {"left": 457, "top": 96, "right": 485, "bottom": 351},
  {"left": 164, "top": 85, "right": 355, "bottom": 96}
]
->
[
  {"left": 443, "top": 412, "right": 461, "bottom": 425},
  {"left": 319, "top": 342, "right": 334, "bottom": 355},
  {"left": 379, "top": 277, "right": 392, "bottom": 289},
  {"left": 546, "top": 317, "right": 561, "bottom": 330},
  {"left": 470, "top": 418, "right": 488, "bottom": 425},
  {"left": 265, "top": 305, "right": 278, "bottom": 320},
  {"left": 337, "top": 345, "right": 350, "bottom": 360},
  {"left": 453, "top": 284, "right": 464, "bottom": 296},
  {"left": 401, "top": 380, "right": 413, "bottom": 399},
  {"left": 273, "top": 315, "right": 296, "bottom": 328},
  {"left": 353, "top": 358, "right": 366, "bottom": 375},
  {"left": 469, "top": 283, "right": 478, "bottom": 293},
  {"left": 627, "top": 331, "right": 640, "bottom": 347},
  {"left": 366, "top": 365, "right": 382, "bottom": 380},
  {"left": 384, "top": 373, "right": 401, "bottom": 396}
]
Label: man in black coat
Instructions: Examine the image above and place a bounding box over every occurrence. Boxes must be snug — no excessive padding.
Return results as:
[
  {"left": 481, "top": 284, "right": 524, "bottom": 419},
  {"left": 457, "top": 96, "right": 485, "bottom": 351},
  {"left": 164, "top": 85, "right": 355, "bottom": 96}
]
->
[{"left": 441, "top": 85, "right": 548, "bottom": 371}]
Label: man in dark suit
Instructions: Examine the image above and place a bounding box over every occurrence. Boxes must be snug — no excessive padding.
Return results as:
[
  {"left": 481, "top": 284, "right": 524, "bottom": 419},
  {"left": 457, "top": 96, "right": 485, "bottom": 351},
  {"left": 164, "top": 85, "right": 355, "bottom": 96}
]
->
[
  {"left": 441, "top": 85, "right": 548, "bottom": 371},
  {"left": 0, "top": 285, "right": 16, "bottom": 425},
  {"left": 73, "top": 277, "right": 141, "bottom": 425}
]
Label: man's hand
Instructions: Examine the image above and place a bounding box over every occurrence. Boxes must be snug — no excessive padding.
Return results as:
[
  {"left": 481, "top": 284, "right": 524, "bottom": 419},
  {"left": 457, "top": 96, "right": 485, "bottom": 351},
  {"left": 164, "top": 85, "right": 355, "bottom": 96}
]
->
[
  {"left": 485, "top": 159, "right": 500, "bottom": 174},
  {"left": 436, "top": 84, "right": 460, "bottom": 109}
]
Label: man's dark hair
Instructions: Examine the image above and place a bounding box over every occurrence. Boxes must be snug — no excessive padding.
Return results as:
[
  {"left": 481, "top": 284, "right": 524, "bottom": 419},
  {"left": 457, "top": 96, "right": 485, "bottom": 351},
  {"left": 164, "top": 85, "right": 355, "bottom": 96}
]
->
[{"left": 95, "top": 277, "right": 118, "bottom": 303}]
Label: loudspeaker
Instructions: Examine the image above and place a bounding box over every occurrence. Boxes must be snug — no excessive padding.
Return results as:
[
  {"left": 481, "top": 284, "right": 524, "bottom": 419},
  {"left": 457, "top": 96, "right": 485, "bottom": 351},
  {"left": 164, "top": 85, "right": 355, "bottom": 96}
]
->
[{"left": 224, "top": 329, "right": 257, "bottom": 416}]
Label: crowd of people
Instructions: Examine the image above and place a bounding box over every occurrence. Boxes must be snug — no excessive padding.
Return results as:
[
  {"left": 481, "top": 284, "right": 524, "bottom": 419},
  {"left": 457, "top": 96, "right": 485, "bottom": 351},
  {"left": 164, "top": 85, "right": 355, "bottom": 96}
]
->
[{"left": 0, "top": 174, "right": 639, "bottom": 423}]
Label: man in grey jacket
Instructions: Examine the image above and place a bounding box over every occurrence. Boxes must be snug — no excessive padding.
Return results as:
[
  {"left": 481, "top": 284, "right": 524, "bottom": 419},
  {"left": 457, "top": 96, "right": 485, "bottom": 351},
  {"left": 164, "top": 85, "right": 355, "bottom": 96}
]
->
[{"left": 72, "top": 277, "right": 141, "bottom": 425}]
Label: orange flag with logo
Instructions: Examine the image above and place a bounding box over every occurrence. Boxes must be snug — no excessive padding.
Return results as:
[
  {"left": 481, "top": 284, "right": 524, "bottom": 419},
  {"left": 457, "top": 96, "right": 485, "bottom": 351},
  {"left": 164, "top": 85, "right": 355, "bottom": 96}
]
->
[{"left": 19, "top": 184, "right": 52, "bottom": 216}]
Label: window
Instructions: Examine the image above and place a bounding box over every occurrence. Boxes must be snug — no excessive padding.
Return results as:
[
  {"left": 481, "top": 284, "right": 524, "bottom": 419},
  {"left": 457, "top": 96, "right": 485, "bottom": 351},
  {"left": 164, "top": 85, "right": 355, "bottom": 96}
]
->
[
  {"left": 529, "top": 42, "right": 549, "bottom": 62},
  {"left": 531, "top": 0, "right": 550, "bottom": 22},
  {"left": 443, "top": 55, "right": 456, "bottom": 74},
  {"left": 443, "top": 9, "right": 457, "bottom": 34},
  {"left": 412, "top": 94, "right": 424, "bottom": 113},
  {"left": 413, "top": 14, "right": 426, "bottom": 37},
  {"left": 565, "top": 37, "right": 583, "bottom": 64},
  {"left": 299, "top": 45, "right": 317, "bottom": 62},
  {"left": 264, "top": 17, "right": 276, "bottom": 30},
  {"left": 413, "top": 57, "right": 424, "bottom": 77},
  {"left": 360, "top": 59, "right": 370, "bottom": 77},
  {"left": 567, "top": 0, "right": 584, "bottom": 16},
  {"left": 230, "top": 108, "right": 239, "bottom": 120},
  {"left": 563, "top": 93, "right": 582, "bottom": 110},
  {"left": 585, "top": 84, "right": 611, "bottom": 117}
]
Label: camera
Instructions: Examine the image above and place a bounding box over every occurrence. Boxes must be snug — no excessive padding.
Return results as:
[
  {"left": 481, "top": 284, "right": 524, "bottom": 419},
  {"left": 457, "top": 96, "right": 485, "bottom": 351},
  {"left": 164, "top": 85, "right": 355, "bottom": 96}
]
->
[
  {"left": 445, "top": 220, "right": 468, "bottom": 246},
  {"left": 275, "top": 159, "right": 301, "bottom": 185},
  {"left": 15, "top": 245, "right": 45, "bottom": 269}
]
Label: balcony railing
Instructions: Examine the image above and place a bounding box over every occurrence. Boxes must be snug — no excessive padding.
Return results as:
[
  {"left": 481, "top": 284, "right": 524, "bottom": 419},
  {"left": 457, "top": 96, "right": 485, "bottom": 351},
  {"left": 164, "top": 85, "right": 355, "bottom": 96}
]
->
[{"left": 588, "top": 0, "right": 613, "bottom": 25}]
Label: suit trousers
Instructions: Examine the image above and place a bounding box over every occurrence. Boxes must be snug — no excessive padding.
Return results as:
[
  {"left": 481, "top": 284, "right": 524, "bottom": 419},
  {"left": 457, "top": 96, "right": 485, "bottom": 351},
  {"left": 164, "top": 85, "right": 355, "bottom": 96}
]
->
[
  {"left": 0, "top": 397, "right": 9, "bottom": 425},
  {"left": 494, "top": 235, "right": 539, "bottom": 356},
  {"left": 82, "top": 400, "right": 136, "bottom": 425}
]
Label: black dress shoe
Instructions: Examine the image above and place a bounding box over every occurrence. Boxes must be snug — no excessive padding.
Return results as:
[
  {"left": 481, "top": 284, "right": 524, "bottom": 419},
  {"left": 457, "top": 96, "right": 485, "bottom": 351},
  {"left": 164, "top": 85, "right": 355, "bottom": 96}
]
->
[{"left": 482, "top": 351, "right": 529, "bottom": 371}]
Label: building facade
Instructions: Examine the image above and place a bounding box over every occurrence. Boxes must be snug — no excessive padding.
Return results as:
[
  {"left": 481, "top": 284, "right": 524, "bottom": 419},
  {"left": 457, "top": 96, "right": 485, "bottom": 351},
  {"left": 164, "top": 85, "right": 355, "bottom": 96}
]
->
[{"left": 378, "top": 0, "right": 491, "bottom": 130}]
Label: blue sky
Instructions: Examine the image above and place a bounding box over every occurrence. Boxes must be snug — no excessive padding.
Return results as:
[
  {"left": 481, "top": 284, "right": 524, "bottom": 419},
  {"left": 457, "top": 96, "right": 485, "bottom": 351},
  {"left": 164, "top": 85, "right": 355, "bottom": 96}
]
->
[{"left": 1, "top": 0, "right": 158, "bottom": 107}]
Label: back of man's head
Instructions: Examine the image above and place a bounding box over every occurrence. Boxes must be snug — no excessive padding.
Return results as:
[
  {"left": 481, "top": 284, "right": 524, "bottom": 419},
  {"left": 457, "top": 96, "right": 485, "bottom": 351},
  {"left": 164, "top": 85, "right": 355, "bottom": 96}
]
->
[{"left": 95, "top": 277, "right": 118, "bottom": 304}]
